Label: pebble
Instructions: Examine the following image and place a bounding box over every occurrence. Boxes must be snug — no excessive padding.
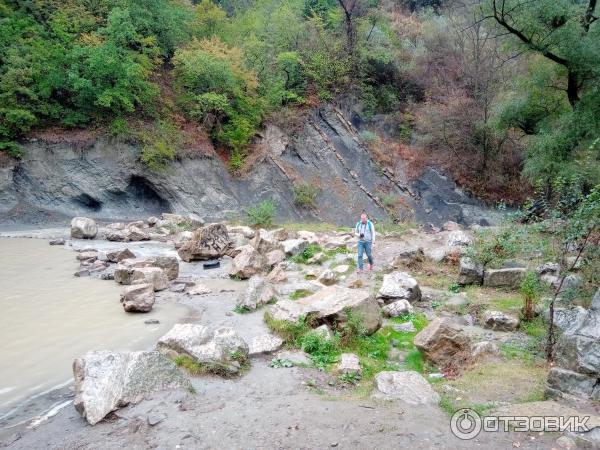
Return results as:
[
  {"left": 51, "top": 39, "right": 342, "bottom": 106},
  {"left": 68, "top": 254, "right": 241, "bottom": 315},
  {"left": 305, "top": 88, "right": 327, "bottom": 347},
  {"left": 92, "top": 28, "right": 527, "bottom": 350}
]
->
[
  {"left": 147, "top": 413, "right": 167, "bottom": 426},
  {"left": 144, "top": 319, "right": 160, "bottom": 325}
]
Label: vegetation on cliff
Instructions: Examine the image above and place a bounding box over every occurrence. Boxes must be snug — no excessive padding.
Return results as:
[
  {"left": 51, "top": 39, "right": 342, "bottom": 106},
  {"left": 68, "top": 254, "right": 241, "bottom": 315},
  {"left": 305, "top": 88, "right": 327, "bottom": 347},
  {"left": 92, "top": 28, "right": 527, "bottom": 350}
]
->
[{"left": 1, "top": 0, "right": 598, "bottom": 203}]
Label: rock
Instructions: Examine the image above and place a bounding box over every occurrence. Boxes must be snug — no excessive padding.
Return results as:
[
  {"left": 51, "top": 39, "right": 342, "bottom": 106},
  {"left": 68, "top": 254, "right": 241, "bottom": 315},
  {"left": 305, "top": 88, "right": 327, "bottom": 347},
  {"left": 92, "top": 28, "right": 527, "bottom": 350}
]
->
[
  {"left": 237, "top": 276, "right": 276, "bottom": 310},
  {"left": 377, "top": 271, "right": 421, "bottom": 303},
  {"left": 413, "top": 317, "right": 471, "bottom": 368},
  {"left": 106, "top": 222, "right": 126, "bottom": 230},
  {"left": 307, "top": 252, "right": 326, "bottom": 264},
  {"left": 372, "top": 371, "right": 440, "bottom": 404},
  {"left": 592, "top": 288, "right": 600, "bottom": 311},
  {"left": 133, "top": 267, "right": 169, "bottom": 291},
  {"left": 565, "top": 256, "right": 582, "bottom": 271},
  {"left": 126, "top": 226, "right": 150, "bottom": 242},
  {"left": 446, "top": 230, "right": 473, "bottom": 247},
  {"left": 392, "top": 245, "right": 425, "bottom": 267},
  {"left": 120, "top": 283, "right": 155, "bottom": 312},
  {"left": 77, "top": 251, "right": 98, "bottom": 262},
  {"left": 483, "top": 268, "right": 527, "bottom": 289},
  {"left": 297, "top": 230, "right": 319, "bottom": 245},
  {"left": 393, "top": 322, "right": 416, "bottom": 333},
  {"left": 73, "top": 350, "right": 190, "bottom": 425},
  {"left": 557, "top": 274, "right": 583, "bottom": 293},
  {"left": 151, "top": 256, "right": 179, "bottom": 281},
  {"left": 442, "top": 221, "right": 462, "bottom": 231},
  {"left": 248, "top": 334, "right": 284, "bottom": 356},
  {"left": 471, "top": 341, "right": 499, "bottom": 358},
  {"left": 49, "top": 238, "right": 65, "bottom": 245},
  {"left": 147, "top": 413, "right": 166, "bottom": 426},
  {"left": 547, "top": 367, "right": 600, "bottom": 399},
  {"left": 265, "top": 264, "right": 288, "bottom": 283},
  {"left": 270, "top": 228, "right": 289, "bottom": 241},
  {"left": 536, "top": 262, "right": 560, "bottom": 276},
  {"left": 555, "top": 333, "right": 600, "bottom": 376},
  {"left": 74, "top": 269, "right": 90, "bottom": 277},
  {"left": 381, "top": 299, "right": 413, "bottom": 317},
  {"left": 251, "top": 229, "right": 283, "bottom": 255},
  {"left": 338, "top": 353, "right": 361, "bottom": 375},
  {"left": 314, "top": 324, "right": 333, "bottom": 340},
  {"left": 548, "top": 307, "right": 588, "bottom": 335},
  {"left": 275, "top": 350, "right": 310, "bottom": 366},
  {"left": 318, "top": 269, "right": 337, "bottom": 286},
  {"left": 229, "top": 245, "right": 265, "bottom": 279},
  {"left": 106, "top": 230, "right": 127, "bottom": 242},
  {"left": 187, "top": 282, "right": 211, "bottom": 295},
  {"left": 265, "top": 249, "right": 285, "bottom": 268},
  {"left": 106, "top": 248, "right": 135, "bottom": 263},
  {"left": 458, "top": 257, "right": 483, "bottom": 285},
  {"left": 71, "top": 217, "right": 98, "bottom": 239},
  {"left": 177, "top": 223, "right": 231, "bottom": 262},
  {"left": 227, "top": 225, "right": 255, "bottom": 239},
  {"left": 332, "top": 264, "right": 350, "bottom": 274},
  {"left": 482, "top": 310, "right": 519, "bottom": 331},
  {"left": 145, "top": 319, "right": 160, "bottom": 325},
  {"left": 555, "top": 436, "right": 576, "bottom": 450},
  {"left": 282, "top": 238, "right": 308, "bottom": 256},
  {"left": 156, "top": 324, "right": 248, "bottom": 375},
  {"left": 269, "top": 286, "right": 380, "bottom": 334}
]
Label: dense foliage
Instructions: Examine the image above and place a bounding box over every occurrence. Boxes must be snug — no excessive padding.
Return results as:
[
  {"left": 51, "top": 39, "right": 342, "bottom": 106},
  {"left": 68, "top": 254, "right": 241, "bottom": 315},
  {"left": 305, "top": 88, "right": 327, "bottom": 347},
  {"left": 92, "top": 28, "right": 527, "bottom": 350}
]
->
[{"left": 1, "top": 0, "right": 598, "bottom": 193}]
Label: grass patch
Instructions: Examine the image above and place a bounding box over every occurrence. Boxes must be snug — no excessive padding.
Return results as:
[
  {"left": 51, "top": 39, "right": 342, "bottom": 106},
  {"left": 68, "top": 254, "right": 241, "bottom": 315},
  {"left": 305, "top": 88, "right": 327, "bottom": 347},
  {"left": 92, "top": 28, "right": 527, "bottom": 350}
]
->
[
  {"left": 245, "top": 200, "right": 276, "bottom": 228},
  {"left": 290, "top": 243, "right": 322, "bottom": 264},
  {"left": 290, "top": 289, "right": 312, "bottom": 300},
  {"left": 233, "top": 305, "right": 252, "bottom": 314},
  {"left": 520, "top": 316, "right": 547, "bottom": 338}
]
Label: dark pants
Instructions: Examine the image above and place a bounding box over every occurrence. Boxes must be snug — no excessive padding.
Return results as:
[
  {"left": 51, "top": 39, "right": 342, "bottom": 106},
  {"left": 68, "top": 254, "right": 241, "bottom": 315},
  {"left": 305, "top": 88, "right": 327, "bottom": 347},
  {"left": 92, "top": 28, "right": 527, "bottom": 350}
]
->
[{"left": 357, "top": 241, "right": 373, "bottom": 270}]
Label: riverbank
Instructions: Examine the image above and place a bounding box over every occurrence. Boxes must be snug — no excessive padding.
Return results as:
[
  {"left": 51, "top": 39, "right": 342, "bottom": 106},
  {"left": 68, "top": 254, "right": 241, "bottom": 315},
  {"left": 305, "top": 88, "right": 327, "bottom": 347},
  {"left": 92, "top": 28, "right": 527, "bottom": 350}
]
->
[{"left": 0, "top": 217, "right": 597, "bottom": 449}]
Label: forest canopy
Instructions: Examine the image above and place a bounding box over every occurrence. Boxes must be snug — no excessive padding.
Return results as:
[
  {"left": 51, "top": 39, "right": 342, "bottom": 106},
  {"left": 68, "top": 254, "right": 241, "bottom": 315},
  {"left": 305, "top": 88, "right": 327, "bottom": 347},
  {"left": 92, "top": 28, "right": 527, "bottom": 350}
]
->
[{"left": 0, "top": 0, "right": 598, "bottom": 201}]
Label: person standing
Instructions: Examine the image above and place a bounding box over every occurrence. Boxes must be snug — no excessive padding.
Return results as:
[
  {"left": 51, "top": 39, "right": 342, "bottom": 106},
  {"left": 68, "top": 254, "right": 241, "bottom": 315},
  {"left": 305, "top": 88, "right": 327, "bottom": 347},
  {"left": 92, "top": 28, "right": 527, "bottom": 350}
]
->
[{"left": 355, "top": 213, "right": 375, "bottom": 273}]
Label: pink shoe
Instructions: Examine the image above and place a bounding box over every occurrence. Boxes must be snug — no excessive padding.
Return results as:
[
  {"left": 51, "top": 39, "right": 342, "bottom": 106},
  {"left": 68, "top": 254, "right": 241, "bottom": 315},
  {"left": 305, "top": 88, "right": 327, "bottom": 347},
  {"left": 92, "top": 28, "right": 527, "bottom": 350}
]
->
[
  {"left": 356, "top": 269, "right": 363, "bottom": 274},
  {"left": 369, "top": 264, "right": 374, "bottom": 271}
]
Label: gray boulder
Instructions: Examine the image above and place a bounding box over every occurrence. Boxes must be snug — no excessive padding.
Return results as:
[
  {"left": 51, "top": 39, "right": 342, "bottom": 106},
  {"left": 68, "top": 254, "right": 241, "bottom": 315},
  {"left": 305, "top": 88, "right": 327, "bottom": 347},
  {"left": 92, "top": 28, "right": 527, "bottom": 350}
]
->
[
  {"left": 177, "top": 223, "right": 231, "bottom": 262},
  {"left": 413, "top": 317, "right": 471, "bottom": 369},
  {"left": 338, "top": 353, "right": 361, "bottom": 375},
  {"left": 157, "top": 324, "right": 249, "bottom": 375},
  {"left": 265, "top": 249, "right": 285, "bottom": 268},
  {"left": 549, "top": 307, "right": 588, "bottom": 335},
  {"left": 482, "top": 310, "right": 519, "bottom": 331},
  {"left": 120, "top": 283, "right": 155, "bottom": 312},
  {"left": 73, "top": 350, "right": 190, "bottom": 425},
  {"left": 483, "top": 268, "right": 527, "bottom": 289},
  {"left": 458, "top": 257, "right": 483, "bottom": 285},
  {"left": 547, "top": 367, "right": 599, "bottom": 399},
  {"left": 125, "top": 267, "right": 169, "bottom": 291},
  {"left": 392, "top": 245, "right": 425, "bottom": 267},
  {"left": 269, "top": 286, "right": 381, "bottom": 334},
  {"left": 381, "top": 299, "right": 413, "bottom": 318},
  {"left": 265, "top": 264, "right": 288, "bottom": 283},
  {"left": 251, "top": 229, "right": 284, "bottom": 254},
  {"left": 237, "top": 276, "right": 276, "bottom": 310},
  {"left": 151, "top": 256, "right": 179, "bottom": 281},
  {"left": 592, "top": 288, "right": 600, "bottom": 311},
  {"left": 71, "top": 217, "right": 98, "bottom": 239},
  {"left": 248, "top": 334, "right": 284, "bottom": 356},
  {"left": 318, "top": 269, "right": 338, "bottom": 286},
  {"left": 377, "top": 271, "right": 421, "bottom": 303},
  {"left": 229, "top": 245, "right": 265, "bottom": 279},
  {"left": 555, "top": 333, "right": 600, "bottom": 376},
  {"left": 372, "top": 371, "right": 440, "bottom": 404},
  {"left": 282, "top": 238, "right": 309, "bottom": 256},
  {"left": 446, "top": 230, "right": 473, "bottom": 247},
  {"left": 106, "top": 248, "right": 135, "bottom": 263}
]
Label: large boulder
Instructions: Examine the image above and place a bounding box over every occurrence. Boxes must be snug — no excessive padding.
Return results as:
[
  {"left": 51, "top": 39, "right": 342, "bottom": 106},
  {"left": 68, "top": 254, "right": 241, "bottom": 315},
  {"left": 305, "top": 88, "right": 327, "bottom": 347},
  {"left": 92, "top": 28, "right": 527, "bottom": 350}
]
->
[
  {"left": 265, "top": 249, "right": 285, "bottom": 268},
  {"left": 265, "top": 264, "right": 288, "bottom": 283},
  {"left": 377, "top": 271, "right": 421, "bottom": 303},
  {"left": 268, "top": 286, "right": 381, "bottom": 334},
  {"left": 381, "top": 299, "right": 413, "bottom": 318},
  {"left": 555, "top": 334, "right": 600, "bottom": 376},
  {"left": 547, "top": 367, "right": 600, "bottom": 399},
  {"left": 248, "top": 334, "right": 284, "bottom": 356},
  {"left": 318, "top": 269, "right": 338, "bottom": 286},
  {"left": 413, "top": 317, "right": 471, "bottom": 368},
  {"left": 151, "top": 256, "right": 179, "bottom": 281},
  {"left": 106, "top": 248, "right": 135, "bottom": 263},
  {"left": 70, "top": 217, "right": 98, "bottom": 239},
  {"left": 177, "top": 223, "right": 231, "bottom": 262},
  {"left": 229, "top": 245, "right": 265, "bottom": 279},
  {"left": 372, "top": 371, "right": 440, "bottom": 404},
  {"left": 548, "top": 307, "right": 588, "bottom": 335},
  {"left": 251, "top": 229, "right": 284, "bottom": 254},
  {"left": 73, "top": 350, "right": 190, "bottom": 425},
  {"left": 482, "top": 310, "right": 519, "bottom": 331},
  {"left": 338, "top": 353, "right": 361, "bottom": 375},
  {"left": 458, "top": 257, "right": 484, "bottom": 285},
  {"left": 282, "top": 238, "right": 309, "bottom": 257},
  {"left": 483, "top": 268, "right": 527, "bottom": 289},
  {"left": 114, "top": 266, "right": 169, "bottom": 291},
  {"left": 237, "top": 276, "right": 276, "bottom": 310},
  {"left": 125, "top": 226, "right": 150, "bottom": 242},
  {"left": 120, "top": 283, "right": 155, "bottom": 312},
  {"left": 392, "top": 245, "right": 425, "bottom": 267},
  {"left": 446, "top": 230, "right": 473, "bottom": 247},
  {"left": 592, "top": 288, "right": 600, "bottom": 311},
  {"left": 156, "top": 324, "right": 248, "bottom": 375}
]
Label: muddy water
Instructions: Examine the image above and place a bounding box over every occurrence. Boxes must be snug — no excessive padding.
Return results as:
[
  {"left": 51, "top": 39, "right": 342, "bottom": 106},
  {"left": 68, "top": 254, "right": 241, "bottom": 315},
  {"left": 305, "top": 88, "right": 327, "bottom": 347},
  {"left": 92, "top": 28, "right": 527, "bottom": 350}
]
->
[{"left": 0, "top": 238, "right": 187, "bottom": 419}]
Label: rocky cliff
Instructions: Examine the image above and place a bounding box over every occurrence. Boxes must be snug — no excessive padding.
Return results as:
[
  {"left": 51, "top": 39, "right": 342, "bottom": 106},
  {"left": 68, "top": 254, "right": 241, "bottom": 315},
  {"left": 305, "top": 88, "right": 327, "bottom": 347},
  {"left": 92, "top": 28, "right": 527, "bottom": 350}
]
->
[{"left": 0, "top": 106, "right": 495, "bottom": 227}]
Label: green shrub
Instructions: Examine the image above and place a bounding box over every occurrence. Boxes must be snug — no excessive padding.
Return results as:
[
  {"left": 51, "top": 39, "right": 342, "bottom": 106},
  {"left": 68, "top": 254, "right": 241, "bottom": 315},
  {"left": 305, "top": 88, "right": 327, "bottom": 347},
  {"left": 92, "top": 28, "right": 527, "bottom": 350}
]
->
[
  {"left": 290, "top": 243, "right": 322, "bottom": 263},
  {"left": 293, "top": 182, "right": 320, "bottom": 208},
  {"left": 245, "top": 200, "right": 276, "bottom": 228},
  {"left": 300, "top": 331, "right": 341, "bottom": 368},
  {"left": 520, "top": 270, "right": 542, "bottom": 320}
]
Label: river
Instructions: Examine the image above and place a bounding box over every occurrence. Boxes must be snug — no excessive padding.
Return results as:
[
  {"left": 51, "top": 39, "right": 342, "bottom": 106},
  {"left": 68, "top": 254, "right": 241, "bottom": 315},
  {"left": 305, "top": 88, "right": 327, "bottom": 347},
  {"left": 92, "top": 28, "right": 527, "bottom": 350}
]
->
[{"left": 0, "top": 238, "right": 188, "bottom": 427}]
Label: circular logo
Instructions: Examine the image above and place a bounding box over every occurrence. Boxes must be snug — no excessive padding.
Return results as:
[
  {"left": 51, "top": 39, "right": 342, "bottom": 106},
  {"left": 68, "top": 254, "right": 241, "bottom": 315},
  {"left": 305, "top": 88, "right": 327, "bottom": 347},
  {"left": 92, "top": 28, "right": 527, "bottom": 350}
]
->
[{"left": 450, "top": 408, "right": 482, "bottom": 440}]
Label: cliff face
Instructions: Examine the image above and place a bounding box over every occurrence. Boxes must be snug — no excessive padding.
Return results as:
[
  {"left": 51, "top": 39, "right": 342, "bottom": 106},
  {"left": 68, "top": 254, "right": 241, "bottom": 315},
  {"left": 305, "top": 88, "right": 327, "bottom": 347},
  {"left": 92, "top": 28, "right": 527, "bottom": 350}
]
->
[{"left": 0, "top": 106, "right": 495, "bottom": 227}]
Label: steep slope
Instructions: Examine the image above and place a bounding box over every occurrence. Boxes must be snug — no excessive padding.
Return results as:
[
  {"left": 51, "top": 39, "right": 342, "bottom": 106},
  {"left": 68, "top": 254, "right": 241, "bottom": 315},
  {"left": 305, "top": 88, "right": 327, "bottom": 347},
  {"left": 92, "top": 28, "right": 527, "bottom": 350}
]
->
[{"left": 0, "top": 106, "right": 495, "bottom": 227}]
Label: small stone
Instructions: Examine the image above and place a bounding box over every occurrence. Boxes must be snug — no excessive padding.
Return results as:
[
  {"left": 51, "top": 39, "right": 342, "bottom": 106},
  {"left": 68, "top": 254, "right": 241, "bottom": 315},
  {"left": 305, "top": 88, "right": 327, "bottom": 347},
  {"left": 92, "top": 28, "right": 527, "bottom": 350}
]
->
[
  {"left": 393, "top": 322, "right": 416, "bottom": 333},
  {"left": 482, "top": 310, "right": 519, "bottom": 331},
  {"left": 381, "top": 299, "right": 413, "bottom": 317},
  {"left": 187, "top": 283, "right": 212, "bottom": 296},
  {"left": 145, "top": 319, "right": 160, "bottom": 325},
  {"left": 49, "top": 238, "right": 65, "bottom": 245},
  {"left": 332, "top": 264, "right": 350, "bottom": 274},
  {"left": 147, "top": 413, "right": 167, "bottom": 426},
  {"left": 338, "top": 353, "right": 361, "bottom": 375}
]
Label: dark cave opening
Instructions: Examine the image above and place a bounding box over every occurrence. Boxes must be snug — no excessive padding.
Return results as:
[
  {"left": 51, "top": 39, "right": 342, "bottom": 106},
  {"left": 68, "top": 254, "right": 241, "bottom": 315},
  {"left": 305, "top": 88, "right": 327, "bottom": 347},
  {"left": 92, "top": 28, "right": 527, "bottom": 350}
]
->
[{"left": 72, "top": 193, "right": 102, "bottom": 212}]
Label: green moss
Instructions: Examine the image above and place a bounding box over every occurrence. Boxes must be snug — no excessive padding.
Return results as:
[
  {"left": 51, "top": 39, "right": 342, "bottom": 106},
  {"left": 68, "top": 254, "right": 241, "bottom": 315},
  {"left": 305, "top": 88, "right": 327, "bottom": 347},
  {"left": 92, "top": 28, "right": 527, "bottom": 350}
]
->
[{"left": 289, "top": 289, "right": 312, "bottom": 300}]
